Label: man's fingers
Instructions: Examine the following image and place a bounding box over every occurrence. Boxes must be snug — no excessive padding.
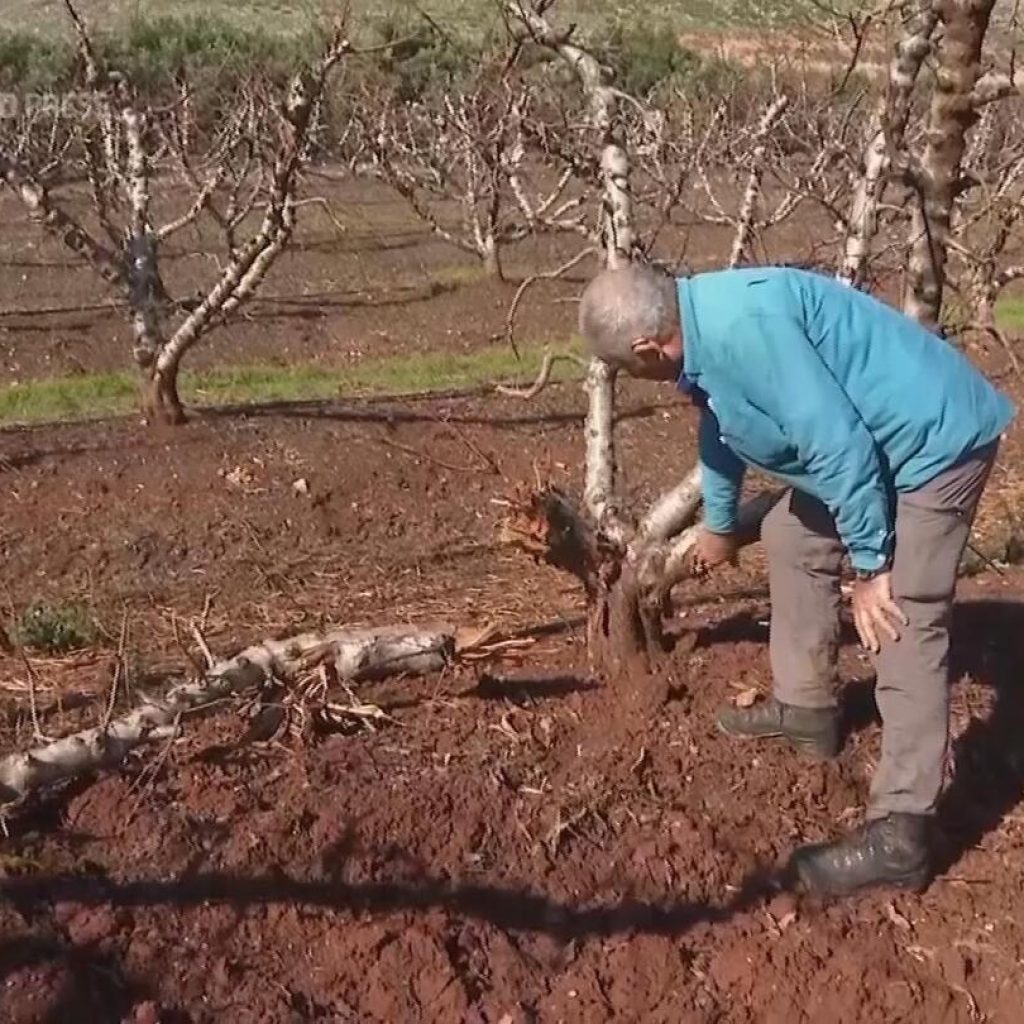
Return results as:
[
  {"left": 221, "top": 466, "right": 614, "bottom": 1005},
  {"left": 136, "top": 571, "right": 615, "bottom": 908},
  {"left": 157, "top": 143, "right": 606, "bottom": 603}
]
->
[
  {"left": 880, "top": 597, "right": 909, "bottom": 627},
  {"left": 853, "top": 607, "right": 878, "bottom": 653},
  {"left": 875, "top": 609, "right": 901, "bottom": 644}
]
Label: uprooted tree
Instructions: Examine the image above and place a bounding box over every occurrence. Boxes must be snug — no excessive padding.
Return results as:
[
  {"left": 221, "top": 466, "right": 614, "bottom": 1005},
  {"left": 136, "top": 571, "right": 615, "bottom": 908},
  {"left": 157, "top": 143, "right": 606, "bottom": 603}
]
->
[
  {"left": 497, "top": 0, "right": 1019, "bottom": 686},
  {"left": 0, "top": 621, "right": 522, "bottom": 807},
  {"left": 496, "top": 0, "right": 783, "bottom": 692},
  {"left": 0, "top": 0, "right": 350, "bottom": 425}
]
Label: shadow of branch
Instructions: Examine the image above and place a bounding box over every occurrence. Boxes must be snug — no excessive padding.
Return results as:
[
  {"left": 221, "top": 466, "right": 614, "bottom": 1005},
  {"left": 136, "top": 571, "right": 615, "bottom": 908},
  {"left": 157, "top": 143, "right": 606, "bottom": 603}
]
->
[{"left": 0, "top": 862, "right": 778, "bottom": 946}]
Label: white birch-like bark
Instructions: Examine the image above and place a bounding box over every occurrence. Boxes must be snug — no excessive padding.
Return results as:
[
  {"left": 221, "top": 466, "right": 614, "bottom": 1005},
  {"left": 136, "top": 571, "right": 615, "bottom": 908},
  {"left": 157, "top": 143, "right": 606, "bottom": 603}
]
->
[
  {"left": 151, "top": 39, "right": 347, "bottom": 383},
  {"left": 729, "top": 95, "right": 788, "bottom": 269},
  {"left": 0, "top": 625, "right": 454, "bottom": 804},
  {"left": 582, "top": 358, "right": 626, "bottom": 543},
  {"left": 636, "top": 465, "right": 702, "bottom": 545},
  {"left": 503, "top": 2, "right": 636, "bottom": 541},
  {"left": 839, "top": 2, "right": 939, "bottom": 287},
  {"left": 0, "top": 155, "right": 125, "bottom": 286}
]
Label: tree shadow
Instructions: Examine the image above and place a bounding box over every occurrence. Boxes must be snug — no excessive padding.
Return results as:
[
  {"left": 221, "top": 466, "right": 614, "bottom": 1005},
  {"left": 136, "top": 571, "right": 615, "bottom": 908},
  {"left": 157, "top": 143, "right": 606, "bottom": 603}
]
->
[
  {"left": 0, "top": 859, "right": 776, "bottom": 948},
  {"left": 0, "top": 428, "right": 209, "bottom": 474},
  {"left": 199, "top": 396, "right": 668, "bottom": 430},
  {"left": 0, "top": 397, "right": 671, "bottom": 474}
]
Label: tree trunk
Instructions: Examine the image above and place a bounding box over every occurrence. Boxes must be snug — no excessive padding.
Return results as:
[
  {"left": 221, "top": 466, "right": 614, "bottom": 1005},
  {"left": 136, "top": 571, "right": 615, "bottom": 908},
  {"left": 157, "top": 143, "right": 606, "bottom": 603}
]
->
[
  {"left": 482, "top": 236, "right": 504, "bottom": 281},
  {"left": 585, "top": 561, "right": 671, "bottom": 720},
  {"left": 142, "top": 366, "right": 186, "bottom": 426},
  {"left": 903, "top": 0, "right": 996, "bottom": 327},
  {"left": 840, "top": 3, "right": 938, "bottom": 287}
]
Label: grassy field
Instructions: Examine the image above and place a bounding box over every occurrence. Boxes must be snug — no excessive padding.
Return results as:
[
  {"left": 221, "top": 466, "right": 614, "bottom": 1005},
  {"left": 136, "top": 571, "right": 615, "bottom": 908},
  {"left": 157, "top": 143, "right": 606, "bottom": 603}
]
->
[
  {"left": 997, "top": 297, "right": 1024, "bottom": 333},
  {"left": 0, "top": 343, "right": 581, "bottom": 426},
  {"left": 1, "top": 296, "right": 1018, "bottom": 427}
]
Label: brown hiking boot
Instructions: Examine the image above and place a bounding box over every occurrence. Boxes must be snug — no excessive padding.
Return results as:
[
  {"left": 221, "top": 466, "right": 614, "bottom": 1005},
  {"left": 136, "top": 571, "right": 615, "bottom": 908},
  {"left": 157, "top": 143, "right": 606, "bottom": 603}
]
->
[{"left": 716, "top": 696, "right": 840, "bottom": 759}]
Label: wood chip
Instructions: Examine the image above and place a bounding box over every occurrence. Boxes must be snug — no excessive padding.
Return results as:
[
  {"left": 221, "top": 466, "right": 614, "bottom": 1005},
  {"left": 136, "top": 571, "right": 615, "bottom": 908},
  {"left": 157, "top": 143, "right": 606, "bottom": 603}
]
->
[
  {"left": 886, "top": 900, "right": 913, "bottom": 931},
  {"left": 734, "top": 686, "right": 759, "bottom": 708}
]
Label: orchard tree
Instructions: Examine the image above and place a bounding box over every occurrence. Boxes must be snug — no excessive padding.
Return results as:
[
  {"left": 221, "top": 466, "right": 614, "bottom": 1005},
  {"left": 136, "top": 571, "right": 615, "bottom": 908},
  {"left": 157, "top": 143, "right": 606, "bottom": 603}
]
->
[{"left": 0, "top": 0, "right": 351, "bottom": 424}]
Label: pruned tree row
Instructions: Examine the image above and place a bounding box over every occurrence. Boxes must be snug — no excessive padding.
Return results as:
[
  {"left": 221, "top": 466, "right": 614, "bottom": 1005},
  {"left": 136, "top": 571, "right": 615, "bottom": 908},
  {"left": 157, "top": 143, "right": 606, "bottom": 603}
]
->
[{"left": 3, "top": 0, "right": 1019, "bottom": 426}]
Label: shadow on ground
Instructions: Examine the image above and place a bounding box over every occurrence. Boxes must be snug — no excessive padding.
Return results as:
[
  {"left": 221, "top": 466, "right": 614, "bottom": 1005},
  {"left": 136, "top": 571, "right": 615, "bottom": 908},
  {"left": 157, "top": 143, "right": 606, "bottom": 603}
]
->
[{"left": 0, "top": 858, "right": 775, "bottom": 949}]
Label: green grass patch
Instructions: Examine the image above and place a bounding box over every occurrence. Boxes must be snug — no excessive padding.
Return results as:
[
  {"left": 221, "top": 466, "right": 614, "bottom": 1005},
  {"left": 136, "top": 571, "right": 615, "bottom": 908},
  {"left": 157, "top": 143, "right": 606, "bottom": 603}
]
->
[
  {"left": 0, "top": 343, "right": 583, "bottom": 427},
  {"left": 9, "top": 600, "right": 96, "bottom": 654},
  {"left": 0, "top": 31, "right": 74, "bottom": 91},
  {"left": 996, "top": 296, "right": 1024, "bottom": 333}
]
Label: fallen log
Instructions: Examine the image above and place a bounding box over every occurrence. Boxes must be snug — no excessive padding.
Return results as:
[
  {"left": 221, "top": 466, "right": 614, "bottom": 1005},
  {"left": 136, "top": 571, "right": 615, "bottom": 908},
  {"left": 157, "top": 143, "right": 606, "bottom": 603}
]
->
[{"left": 0, "top": 625, "right": 455, "bottom": 804}]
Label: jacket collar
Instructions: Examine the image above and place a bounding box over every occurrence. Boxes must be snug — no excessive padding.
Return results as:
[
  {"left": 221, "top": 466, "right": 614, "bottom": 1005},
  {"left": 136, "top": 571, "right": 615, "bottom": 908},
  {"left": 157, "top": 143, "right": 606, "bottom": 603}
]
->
[{"left": 676, "top": 277, "right": 703, "bottom": 393}]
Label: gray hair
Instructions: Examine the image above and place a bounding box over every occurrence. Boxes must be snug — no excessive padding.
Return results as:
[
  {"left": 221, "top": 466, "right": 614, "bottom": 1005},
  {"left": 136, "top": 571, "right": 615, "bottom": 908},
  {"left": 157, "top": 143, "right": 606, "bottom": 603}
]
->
[{"left": 577, "top": 264, "right": 680, "bottom": 367}]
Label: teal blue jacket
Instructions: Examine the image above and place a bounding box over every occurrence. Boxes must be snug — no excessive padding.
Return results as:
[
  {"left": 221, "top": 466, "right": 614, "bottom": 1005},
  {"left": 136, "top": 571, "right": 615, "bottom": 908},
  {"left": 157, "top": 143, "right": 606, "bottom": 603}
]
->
[{"left": 676, "top": 267, "right": 1015, "bottom": 572}]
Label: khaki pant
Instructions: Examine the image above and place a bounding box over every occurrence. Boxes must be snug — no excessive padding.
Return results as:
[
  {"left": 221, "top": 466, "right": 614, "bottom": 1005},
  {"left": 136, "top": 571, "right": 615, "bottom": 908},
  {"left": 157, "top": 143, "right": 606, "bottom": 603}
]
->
[{"left": 761, "top": 443, "right": 998, "bottom": 817}]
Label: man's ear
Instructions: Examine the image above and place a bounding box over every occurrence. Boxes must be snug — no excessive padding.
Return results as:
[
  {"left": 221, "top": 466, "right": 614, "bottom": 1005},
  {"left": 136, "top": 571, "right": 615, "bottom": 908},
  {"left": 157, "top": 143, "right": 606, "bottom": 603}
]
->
[{"left": 630, "top": 336, "right": 663, "bottom": 358}]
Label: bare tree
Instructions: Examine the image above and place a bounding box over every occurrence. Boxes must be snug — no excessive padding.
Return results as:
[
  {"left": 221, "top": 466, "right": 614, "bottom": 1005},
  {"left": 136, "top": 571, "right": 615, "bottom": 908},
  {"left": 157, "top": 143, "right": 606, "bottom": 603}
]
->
[
  {"left": 839, "top": 0, "right": 940, "bottom": 288},
  {"left": 500, "top": 1, "right": 775, "bottom": 685},
  {"left": 0, "top": 1, "right": 351, "bottom": 424},
  {"left": 360, "top": 69, "right": 521, "bottom": 279},
  {"left": 359, "top": 56, "right": 597, "bottom": 279}
]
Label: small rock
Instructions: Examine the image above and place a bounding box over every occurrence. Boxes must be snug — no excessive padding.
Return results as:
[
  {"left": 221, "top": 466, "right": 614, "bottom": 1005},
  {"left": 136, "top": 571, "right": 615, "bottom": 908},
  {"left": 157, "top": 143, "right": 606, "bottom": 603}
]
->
[
  {"left": 126, "top": 1001, "right": 161, "bottom": 1024},
  {"left": 65, "top": 906, "right": 117, "bottom": 946},
  {"left": 292, "top": 477, "right": 310, "bottom": 496}
]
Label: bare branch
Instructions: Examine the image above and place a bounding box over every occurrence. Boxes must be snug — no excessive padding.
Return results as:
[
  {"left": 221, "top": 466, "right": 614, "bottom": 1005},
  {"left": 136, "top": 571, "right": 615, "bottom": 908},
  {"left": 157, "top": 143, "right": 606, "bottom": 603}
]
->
[
  {"left": 729, "top": 94, "right": 789, "bottom": 268},
  {"left": 502, "top": 246, "right": 597, "bottom": 355},
  {"left": 0, "top": 154, "right": 126, "bottom": 288},
  {"left": 636, "top": 465, "right": 703, "bottom": 545},
  {"left": 0, "top": 624, "right": 456, "bottom": 805},
  {"left": 496, "top": 348, "right": 587, "bottom": 399}
]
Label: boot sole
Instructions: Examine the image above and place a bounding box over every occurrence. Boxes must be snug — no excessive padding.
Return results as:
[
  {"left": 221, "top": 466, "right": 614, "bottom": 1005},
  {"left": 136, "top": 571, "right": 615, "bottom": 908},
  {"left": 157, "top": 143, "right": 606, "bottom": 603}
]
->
[
  {"left": 715, "top": 720, "right": 839, "bottom": 760},
  {"left": 794, "top": 864, "right": 931, "bottom": 898}
]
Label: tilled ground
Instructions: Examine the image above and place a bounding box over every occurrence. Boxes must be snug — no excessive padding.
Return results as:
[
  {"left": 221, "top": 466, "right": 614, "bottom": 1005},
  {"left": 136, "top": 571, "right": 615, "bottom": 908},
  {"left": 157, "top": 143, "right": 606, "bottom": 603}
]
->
[{"left": 1, "top": 383, "right": 1023, "bottom": 1023}]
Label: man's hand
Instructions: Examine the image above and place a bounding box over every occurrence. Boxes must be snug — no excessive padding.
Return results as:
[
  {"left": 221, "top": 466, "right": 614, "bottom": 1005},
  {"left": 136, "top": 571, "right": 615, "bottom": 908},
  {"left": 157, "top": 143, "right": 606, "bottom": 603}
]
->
[
  {"left": 689, "top": 527, "right": 740, "bottom": 579},
  {"left": 851, "top": 572, "right": 908, "bottom": 654}
]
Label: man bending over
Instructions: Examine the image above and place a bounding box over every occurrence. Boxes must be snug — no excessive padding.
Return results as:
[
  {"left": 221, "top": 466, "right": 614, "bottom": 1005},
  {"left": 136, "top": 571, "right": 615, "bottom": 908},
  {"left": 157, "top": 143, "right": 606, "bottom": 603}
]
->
[{"left": 577, "top": 263, "right": 1014, "bottom": 898}]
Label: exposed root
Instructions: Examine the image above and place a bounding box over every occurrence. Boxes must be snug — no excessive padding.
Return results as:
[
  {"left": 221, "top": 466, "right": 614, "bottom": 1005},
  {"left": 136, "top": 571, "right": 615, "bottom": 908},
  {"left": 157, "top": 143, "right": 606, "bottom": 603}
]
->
[
  {"left": 500, "top": 485, "right": 619, "bottom": 597},
  {"left": 502, "top": 484, "right": 783, "bottom": 682}
]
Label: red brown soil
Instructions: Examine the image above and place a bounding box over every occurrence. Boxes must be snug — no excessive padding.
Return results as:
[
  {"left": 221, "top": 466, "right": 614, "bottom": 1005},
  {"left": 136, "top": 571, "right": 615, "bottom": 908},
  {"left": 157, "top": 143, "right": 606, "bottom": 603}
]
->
[
  {"left": 1, "top": 179, "right": 1023, "bottom": 1023},
  {"left": 0, "top": 381, "right": 1022, "bottom": 1024}
]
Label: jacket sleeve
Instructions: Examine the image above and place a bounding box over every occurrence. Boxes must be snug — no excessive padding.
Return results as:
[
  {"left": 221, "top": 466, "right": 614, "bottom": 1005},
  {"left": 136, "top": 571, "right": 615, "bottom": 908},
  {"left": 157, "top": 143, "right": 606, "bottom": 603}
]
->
[
  {"left": 698, "top": 406, "right": 746, "bottom": 533},
  {"left": 719, "top": 314, "right": 893, "bottom": 572}
]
